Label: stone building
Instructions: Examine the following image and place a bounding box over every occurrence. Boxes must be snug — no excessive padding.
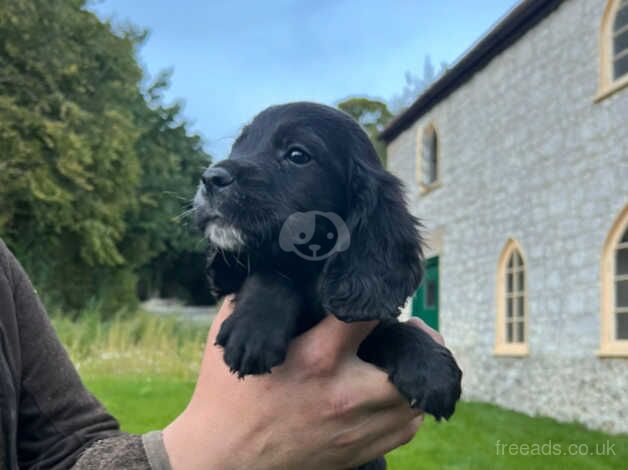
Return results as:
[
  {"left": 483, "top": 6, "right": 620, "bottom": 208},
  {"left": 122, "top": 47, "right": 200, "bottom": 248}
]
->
[{"left": 381, "top": 0, "right": 628, "bottom": 433}]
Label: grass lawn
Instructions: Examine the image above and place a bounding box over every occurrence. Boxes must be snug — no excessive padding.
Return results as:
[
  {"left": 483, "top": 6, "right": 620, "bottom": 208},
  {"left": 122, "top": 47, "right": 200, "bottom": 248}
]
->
[
  {"left": 83, "top": 375, "right": 195, "bottom": 434},
  {"left": 386, "top": 402, "right": 627, "bottom": 470},
  {"left": 83, "top": 375, "right": 627, "bottom": 470}
]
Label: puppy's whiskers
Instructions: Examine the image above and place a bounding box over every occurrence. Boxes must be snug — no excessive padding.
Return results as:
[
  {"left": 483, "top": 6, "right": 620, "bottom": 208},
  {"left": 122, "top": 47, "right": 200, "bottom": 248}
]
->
[
  {"left": 234, "top": 254, "right": 248, "bottom": 271},
  {"left": 162, "top": 190, "right": 193, "bottom": 202},
  {"left": 174, "top": 207, "right": 196, "bottom": 222}
]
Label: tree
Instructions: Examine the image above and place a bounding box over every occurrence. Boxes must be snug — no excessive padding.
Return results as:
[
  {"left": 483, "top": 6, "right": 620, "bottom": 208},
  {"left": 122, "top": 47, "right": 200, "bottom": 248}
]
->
[
  {"left": 337, "top": 97, "right": 393, "bottom": 166},
  {"left": 126, "top": 72, "right": 212, "bottom": 304},
  {"left": 0, "top": 0, "right": 212, "bottom": 313},
  {"left": 390, "top": 55, "right": 447, "bottom": 112}
]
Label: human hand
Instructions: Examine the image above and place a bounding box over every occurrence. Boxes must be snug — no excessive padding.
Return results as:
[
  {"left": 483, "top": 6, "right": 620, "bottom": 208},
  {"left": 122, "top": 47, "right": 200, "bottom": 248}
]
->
[
  {"left": 164, "top": 299, "right": 429, "bottom": 470},
  {"left": 406, "top": 316, "right": 446, "bottom": 346}
]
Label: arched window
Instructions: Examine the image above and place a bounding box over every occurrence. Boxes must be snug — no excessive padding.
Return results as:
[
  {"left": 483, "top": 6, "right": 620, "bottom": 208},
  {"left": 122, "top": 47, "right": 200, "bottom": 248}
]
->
[
  {"left": 598, "top": 0, "right": 628, "bottom": 98},
  {"left": 415, "top": 123, "right": 440, "bottom": 192},
  {"left": 600, "top": 206, "right": 628, "bottom": 356},
  {"left": 495, "top": 239, "right": 529, "bottom": 356}
]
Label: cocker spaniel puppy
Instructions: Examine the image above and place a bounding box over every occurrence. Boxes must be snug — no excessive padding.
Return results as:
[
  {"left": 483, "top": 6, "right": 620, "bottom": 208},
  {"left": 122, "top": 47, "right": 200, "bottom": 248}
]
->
[{"left": 194, "top": 102, "right": 461, "bottom": 469}]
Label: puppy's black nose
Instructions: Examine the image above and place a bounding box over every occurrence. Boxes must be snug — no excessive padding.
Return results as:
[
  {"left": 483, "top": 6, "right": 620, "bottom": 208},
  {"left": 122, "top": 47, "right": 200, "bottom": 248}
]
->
[{"left": 202, "top": 167, "right": 234, "bottom": 189}]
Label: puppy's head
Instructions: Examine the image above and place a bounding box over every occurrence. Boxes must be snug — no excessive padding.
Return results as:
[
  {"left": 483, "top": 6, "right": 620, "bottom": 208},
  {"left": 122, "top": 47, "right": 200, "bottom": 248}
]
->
[
  {"left": 195, "top": 102, "right": 423, "bottom": 320},
  {"left": 195, "top": 102, "right": 352, "bottom": 251}
]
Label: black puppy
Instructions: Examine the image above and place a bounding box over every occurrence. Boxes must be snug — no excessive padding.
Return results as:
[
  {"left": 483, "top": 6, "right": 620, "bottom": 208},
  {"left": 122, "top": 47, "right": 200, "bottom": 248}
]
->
[{"left": 194, "top": 102, "right": 462, "bottom": 469}]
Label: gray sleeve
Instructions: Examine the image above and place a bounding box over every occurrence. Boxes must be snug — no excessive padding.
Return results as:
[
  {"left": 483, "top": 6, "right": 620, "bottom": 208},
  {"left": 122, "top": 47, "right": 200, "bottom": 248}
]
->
[
  {"left": 0, "top": 239, "right": 122, "bottom": 469},
  {"left": 142, "top": 431, "right": 172, "bottom": 470},
  {"left": 72, "top": 432, "right": 172, "bottom": 470}
]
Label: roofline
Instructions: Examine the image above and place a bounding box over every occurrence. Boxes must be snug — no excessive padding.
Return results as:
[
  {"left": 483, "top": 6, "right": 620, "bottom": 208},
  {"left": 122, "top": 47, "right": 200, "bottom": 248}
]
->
[{"left": 380, "top": 0, "right": 564, "bottom": 143}]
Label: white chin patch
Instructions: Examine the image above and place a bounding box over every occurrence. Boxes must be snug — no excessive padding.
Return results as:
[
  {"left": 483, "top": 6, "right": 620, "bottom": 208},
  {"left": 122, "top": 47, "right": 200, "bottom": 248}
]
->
[{"left": 205, "top": 223, "right": 244, "bottom": 251}]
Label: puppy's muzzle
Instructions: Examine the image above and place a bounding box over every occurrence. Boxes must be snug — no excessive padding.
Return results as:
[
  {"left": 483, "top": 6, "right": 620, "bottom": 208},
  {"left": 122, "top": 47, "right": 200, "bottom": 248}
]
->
[{"left": 202, "top": 166, "right": 234, "bottom": 190}]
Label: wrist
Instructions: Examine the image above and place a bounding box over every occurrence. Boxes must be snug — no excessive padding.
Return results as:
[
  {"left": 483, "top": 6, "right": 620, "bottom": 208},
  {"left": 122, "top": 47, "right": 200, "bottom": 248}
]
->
[
  {"left": 163, "top": 403, "right": 266, "bottom": 470},
  {"left": 163, "top": 408, "right": 225, "bottom": 470}
]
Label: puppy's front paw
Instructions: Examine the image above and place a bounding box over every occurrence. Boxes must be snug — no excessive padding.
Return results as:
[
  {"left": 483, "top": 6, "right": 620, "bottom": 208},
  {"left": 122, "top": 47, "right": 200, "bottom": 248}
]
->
[
  {"left": 391, "top": 343, "right": 462, "bottom": 421},
  {"left": 215, "top": 314, "right": 289, "bottom": 377}
]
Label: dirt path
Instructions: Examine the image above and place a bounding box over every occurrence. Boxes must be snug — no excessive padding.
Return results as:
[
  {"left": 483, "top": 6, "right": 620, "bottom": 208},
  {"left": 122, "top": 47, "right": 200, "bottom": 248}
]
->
[{"left": 141, "top": 298, "right": 217, "bottom": 324}]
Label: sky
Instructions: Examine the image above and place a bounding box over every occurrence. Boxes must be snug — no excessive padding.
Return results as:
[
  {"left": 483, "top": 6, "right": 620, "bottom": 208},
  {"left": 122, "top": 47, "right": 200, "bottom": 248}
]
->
[{"left": 89, "top": 0, "right": 520, "bottom": 158}]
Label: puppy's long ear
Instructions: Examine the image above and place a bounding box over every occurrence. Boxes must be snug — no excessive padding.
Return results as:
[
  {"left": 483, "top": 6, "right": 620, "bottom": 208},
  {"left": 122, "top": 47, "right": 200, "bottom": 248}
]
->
[{"left": 320, "top": 146, "right": 424, "bottom": 322}]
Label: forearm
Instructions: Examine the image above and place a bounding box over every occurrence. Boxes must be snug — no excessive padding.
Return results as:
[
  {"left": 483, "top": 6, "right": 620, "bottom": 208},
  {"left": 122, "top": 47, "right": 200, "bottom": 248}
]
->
[{"left": 0, "top": 239, "right": 121, "bottom": 468}]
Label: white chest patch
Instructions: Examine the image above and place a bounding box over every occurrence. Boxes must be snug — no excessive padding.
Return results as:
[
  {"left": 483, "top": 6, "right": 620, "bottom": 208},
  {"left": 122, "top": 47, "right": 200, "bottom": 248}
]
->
[{"left": 205, "top": 223, "right": 245, "bottom": 251}]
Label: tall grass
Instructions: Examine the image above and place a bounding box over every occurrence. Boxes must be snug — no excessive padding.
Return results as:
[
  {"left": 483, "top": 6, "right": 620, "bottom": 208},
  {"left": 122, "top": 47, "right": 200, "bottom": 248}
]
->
[{"left": 51, "top": 307, "right": 209, "bottom": 381}]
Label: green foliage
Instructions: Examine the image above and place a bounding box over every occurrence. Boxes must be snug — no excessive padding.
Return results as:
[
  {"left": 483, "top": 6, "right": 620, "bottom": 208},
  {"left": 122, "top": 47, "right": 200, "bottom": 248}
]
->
[
  {"left": 125, "top": 72, "right": 211, "bottom": 303},
  {"left": 52, "top": 307, "right": 208, "bottom": 381},
  {"left": 337, "top": 97, "right": 392, "bottom": 166},
  {"left": 53, "top": 307, "right": 205, "bottom": 431},
  {"left": 0, "top": 0, "right": 211, "bottom": 313}
]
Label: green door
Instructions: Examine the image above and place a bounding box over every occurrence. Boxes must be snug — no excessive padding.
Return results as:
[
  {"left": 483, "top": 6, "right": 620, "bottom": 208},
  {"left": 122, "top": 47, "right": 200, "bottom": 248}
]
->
[{"left": 412, "top": 256, "right": 439, "bottom": 331}]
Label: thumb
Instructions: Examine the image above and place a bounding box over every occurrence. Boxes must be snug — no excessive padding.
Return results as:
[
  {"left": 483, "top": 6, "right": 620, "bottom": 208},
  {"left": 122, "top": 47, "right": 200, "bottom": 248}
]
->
[
  {"left": 406, "top": 317, "right": 445, "bottom": 346},
  {"left": 302, "top": 314, "right": 378, "bottom": 359},
  {"left": 208, "top": 295, "right": 236, "bottom": 341}
]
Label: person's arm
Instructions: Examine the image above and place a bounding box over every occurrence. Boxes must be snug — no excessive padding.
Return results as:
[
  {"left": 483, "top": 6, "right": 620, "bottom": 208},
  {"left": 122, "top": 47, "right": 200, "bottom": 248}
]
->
[{"left": 0, "top": 239, "right": 133, "bottom": 469}]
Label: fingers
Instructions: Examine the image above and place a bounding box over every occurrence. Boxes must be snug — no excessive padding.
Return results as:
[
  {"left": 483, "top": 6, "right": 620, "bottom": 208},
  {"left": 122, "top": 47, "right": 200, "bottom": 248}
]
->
[
  {"left": 363, "top": 413, "right": 423, "bottom": 461},
  {"left": 301, "top": 314, "right": 378, "bottom": 359},
  {"left": 406, "top": 317, "right": 445, "bottom": 346},
  {"left": 348, "top": 409, "right": 424, "bottom": 467},
  {"left": 334, "top": 359, "right": 419, "bottom": 413},
  {"left": 208, "top": 295, "right": 236, "bottom": 340},
  {"left": 193, "top": 296, "right": 238, "bottom": 395},
  {"left": 332, "top": 365, "right": 396, "bottom": 412}
]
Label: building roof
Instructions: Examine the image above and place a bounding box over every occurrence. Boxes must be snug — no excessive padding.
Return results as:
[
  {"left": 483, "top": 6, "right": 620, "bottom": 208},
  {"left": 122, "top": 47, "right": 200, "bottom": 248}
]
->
[{"left": 379, "top": 0, "right": 565, "bottom": 143}]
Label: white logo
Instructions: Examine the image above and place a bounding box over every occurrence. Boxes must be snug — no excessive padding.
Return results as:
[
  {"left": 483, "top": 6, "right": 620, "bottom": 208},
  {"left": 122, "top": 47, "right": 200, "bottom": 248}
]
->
[{"left": 279, "top": 211, "right": 350, "bottom": 261}]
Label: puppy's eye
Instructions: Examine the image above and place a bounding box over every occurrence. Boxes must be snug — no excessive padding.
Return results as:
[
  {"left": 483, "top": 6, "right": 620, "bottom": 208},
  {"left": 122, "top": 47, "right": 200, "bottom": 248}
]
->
[{"left": 286, "top": 148, "right": 311, "bottom": 165}]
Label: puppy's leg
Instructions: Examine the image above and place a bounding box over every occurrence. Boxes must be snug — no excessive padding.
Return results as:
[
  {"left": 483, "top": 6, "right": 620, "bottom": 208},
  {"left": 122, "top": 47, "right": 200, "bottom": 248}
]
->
[
  {"left": 206, "top": 248, "right": 247, "bottom": 298},
  {"left": 358, "top": 319, "right": 462, "bottom": 420},
  {"left": 216, "top": 271, "right": 302, "bottom": 377}
]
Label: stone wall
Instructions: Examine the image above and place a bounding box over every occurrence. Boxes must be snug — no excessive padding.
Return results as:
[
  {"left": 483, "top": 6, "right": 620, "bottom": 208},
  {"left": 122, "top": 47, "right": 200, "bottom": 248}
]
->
[{"left": 387, "top": 0, "right": 628, "bottom": 433}]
